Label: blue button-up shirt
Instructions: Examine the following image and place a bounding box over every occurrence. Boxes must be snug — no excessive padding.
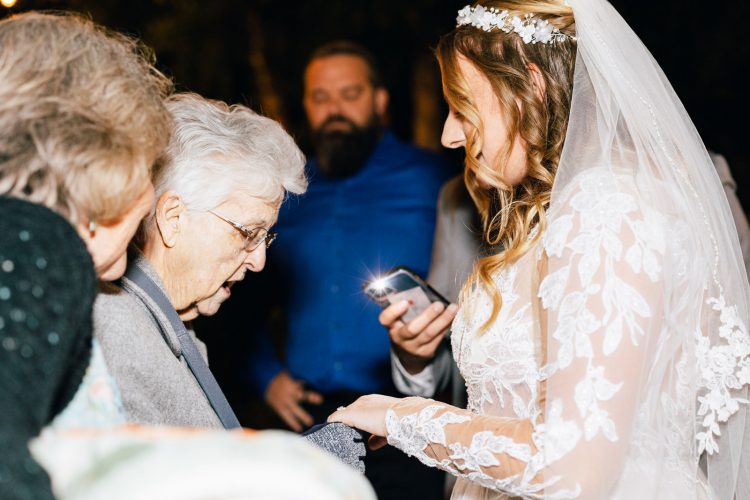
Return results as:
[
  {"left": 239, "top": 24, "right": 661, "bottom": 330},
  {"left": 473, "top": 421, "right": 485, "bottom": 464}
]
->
[{"left": 245, "top": 130, "right": 453, "bottom": 394}]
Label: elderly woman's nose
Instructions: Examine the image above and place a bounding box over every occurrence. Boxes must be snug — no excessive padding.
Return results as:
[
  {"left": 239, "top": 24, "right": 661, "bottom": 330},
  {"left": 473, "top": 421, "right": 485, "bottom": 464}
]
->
[{"left": 245, "top": 244, "right": 266, "bottom": 271}]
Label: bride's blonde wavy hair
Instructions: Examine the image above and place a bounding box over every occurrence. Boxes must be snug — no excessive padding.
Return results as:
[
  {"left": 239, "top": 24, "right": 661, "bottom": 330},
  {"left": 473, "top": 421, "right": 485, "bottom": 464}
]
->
[{"left": 436, "top": 0, "right": 577, "bottom": 332}]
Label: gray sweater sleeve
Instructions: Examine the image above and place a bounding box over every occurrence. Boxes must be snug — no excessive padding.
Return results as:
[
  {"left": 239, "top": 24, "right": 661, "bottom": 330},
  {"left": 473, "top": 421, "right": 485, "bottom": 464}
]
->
[
  {"left": 302, "top": 422, "right": 367, "bottom": 473},
  {"left": 94, "top": 289, "right": 222, "bottom": 429}
]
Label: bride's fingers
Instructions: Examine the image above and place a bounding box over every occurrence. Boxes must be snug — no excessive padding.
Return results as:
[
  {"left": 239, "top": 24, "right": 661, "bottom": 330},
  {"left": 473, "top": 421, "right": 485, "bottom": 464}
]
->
[
  {"left": 327, "top": 394, "right": 396, "bottom": 436},
  {"left": 327, "top": 406, "right": 348, "bottom": 424},
  {"left": 368, "top": 435, "right": 388, "bottom": 450}
]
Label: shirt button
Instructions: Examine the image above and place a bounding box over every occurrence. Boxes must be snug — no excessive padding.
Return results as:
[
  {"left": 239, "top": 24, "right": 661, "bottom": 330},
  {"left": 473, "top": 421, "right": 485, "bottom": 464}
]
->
[
  {"left": 330, "top": 284, "right": 340, "bottom": 293},
  {"left": 333, "top": 362, "right": 343, "bottom": 371}
]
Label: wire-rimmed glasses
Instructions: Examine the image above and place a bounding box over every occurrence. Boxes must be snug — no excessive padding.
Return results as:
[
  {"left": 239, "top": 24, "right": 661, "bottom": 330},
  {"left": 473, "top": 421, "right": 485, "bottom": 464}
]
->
[{"left": 208, "top": 210, "right": 277, "bottom": 252}]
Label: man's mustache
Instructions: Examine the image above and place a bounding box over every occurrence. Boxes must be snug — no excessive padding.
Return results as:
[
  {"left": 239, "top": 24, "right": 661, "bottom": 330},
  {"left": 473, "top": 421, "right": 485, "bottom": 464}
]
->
[{"left": 319, "top": 115, "right": 357, "bottom": 131}]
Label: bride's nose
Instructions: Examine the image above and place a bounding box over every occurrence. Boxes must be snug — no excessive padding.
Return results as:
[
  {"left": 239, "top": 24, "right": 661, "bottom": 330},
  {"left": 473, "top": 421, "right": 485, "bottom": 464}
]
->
[{"left": 441, "top": 112, "right": 466, "bottom": 150}]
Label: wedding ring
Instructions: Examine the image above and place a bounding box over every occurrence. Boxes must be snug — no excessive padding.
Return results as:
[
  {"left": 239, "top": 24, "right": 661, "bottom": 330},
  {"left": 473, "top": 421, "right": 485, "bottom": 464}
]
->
[{"left": 337, "top": 406, "right": 347, "bottom": 411}]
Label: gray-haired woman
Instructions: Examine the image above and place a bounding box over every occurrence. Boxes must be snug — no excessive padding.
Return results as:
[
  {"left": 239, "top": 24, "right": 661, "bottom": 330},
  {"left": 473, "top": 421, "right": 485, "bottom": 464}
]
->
[
  {"left": 94, "top": 92, "right": 307, "bottom": 428},
  {"left": 28, "top": 92, "right": 373, "bottom": 500}
]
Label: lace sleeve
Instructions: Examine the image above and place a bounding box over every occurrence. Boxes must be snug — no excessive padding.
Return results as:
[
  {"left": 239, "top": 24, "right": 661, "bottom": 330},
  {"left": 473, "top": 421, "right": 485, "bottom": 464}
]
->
[
  {"left": 386, "top": 397, "right": 548, "bottom": 496},
  {"left": 385, "top": 170, "right": 672, "bottom": 498},
  {"left": 535, "top": 170, "right": 668, "bottom": 497}
]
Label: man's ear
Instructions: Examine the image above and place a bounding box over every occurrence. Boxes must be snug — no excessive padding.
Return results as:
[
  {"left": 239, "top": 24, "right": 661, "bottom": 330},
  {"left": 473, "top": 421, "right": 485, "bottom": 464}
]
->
[
  {"left": 527, "top": 63, "right": 547, "bottom": 102},
  {"left": 154, "top": 191, "right": 185, "bottom": 248},
  {"left": 374, "top": 87, "right": 389, "bottom": 118}
]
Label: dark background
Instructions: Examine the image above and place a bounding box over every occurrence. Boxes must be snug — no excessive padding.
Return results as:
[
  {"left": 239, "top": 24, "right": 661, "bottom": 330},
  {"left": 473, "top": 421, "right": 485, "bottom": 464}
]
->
[
  {"left": 3, "top": 0, "right": 748, "bottom": 185},
  {"left": 4, "top": 0, "right": 749, "bottom": 426}
]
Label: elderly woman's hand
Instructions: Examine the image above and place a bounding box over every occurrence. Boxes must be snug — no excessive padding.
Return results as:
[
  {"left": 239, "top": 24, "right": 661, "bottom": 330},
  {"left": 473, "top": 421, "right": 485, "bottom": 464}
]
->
[{"left": 327, "top": 394, "right": 401, "bottom": 449}]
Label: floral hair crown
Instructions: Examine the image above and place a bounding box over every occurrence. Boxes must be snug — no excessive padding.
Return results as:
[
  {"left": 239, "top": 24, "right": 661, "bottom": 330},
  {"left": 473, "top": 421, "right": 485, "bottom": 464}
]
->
[{"left": 456, "top": 5, "right": 572, "bottom": 44}]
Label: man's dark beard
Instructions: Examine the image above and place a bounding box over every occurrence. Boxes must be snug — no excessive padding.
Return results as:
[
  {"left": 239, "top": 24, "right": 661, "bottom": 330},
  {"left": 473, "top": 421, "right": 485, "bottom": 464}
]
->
[{"left": 312, "top": 114, "right": 381, "bottom": 179}]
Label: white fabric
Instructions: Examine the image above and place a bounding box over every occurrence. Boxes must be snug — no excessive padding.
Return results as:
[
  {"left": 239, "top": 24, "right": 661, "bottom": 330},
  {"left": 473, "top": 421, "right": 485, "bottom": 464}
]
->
[
  {"left": 384, "top": 0, "right": 750, "bottom": 498},
  {"left": 31, "top": 428, "right": 375, "bottom": 500},
  {"left": 391, "top": 349, "right": 439, "bottom": 397}
]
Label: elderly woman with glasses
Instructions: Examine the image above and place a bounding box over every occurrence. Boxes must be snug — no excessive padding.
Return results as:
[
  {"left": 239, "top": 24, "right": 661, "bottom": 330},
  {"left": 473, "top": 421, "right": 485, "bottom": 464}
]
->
[{"left": 94, "top": 92, "right": 307, "bottom": 429}]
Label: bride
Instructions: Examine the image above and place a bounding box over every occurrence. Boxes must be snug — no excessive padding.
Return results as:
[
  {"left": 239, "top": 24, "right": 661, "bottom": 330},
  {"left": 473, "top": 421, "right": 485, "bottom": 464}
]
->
[{"left": 329, "top": 0, "right": 750, "bottom": 498}]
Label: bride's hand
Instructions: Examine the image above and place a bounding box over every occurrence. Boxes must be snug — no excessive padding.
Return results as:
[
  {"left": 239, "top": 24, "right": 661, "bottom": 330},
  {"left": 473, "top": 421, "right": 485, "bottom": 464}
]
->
[{"left": 327, "top": 394, "right": 400, "bottom": 443}]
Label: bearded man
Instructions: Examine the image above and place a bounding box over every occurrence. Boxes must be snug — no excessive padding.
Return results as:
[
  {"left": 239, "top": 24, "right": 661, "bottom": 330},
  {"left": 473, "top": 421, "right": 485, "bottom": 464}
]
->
[{"left": 243, "top": 41, "right": 452, "bottom": 499}]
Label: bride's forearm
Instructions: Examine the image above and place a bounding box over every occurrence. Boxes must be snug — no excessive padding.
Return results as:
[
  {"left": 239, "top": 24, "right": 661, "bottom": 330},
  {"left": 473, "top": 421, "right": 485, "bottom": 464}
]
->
[{"left": 385, "top": 397, "right": 541, "bottom": 489}]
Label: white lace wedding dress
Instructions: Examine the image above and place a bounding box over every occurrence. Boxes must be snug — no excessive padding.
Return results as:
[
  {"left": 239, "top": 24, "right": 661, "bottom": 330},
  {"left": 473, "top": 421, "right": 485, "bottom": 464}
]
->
[{"left": 385, "top": 168, "right": 750, "bottom": 499}]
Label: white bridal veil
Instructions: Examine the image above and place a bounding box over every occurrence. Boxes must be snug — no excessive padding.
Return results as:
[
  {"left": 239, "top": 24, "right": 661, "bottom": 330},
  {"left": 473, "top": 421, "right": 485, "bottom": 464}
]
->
[{"left": 543, "top": 0, "right": 750, "bottom": 498}]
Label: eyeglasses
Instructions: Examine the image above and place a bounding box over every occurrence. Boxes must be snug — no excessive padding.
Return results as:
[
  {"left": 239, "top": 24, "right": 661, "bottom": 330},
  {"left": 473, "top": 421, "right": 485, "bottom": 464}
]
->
[{"left": 208, "top": 210, "right": 277, "bottom": 252}]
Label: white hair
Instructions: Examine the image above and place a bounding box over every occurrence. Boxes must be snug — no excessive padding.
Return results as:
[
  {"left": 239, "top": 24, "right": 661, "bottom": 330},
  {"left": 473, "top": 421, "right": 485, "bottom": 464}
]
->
[{"left": 152, "top": 93, "right": 307, "bottom": 216}]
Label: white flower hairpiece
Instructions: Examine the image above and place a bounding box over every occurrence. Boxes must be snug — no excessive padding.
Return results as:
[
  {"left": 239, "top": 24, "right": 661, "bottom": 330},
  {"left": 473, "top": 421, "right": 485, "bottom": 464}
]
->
[{"left": 456, "top": 5, "right": 571, "bottom": 45}]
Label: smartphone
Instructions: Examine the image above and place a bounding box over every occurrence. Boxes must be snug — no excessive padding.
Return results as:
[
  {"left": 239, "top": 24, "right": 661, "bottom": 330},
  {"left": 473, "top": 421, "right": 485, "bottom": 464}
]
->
[{"left": 364, "top": 266, "right": 450, "bottom": 322}]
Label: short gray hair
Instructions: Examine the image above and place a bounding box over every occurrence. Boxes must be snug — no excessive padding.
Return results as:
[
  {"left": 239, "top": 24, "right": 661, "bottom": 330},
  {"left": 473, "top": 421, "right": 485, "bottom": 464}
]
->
[{"left": 152, "top": 93, "right": 307, "bottom": 217}]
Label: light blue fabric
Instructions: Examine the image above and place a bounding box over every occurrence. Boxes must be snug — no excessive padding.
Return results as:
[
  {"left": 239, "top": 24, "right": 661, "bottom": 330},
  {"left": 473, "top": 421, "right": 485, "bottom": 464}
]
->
[{"left": 49, "top": 339, "right": 125, "bottom": 430}]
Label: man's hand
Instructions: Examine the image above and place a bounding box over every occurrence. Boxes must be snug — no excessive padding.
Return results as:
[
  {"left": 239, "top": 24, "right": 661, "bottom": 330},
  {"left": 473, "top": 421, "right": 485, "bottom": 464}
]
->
[
  {"left": 380, "top": 300, "right": 458, "bottom": 375},
  {"left": 265, "top": 370, "right": 323, "bottom": 432}
]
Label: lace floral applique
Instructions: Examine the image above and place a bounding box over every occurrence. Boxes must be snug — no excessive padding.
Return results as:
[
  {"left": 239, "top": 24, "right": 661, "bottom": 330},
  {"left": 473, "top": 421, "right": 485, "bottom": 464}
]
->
[
  {"left": 539, "top": 170, "right": 667, "bottom": 450},
  {"left": 468, "top": 315, "right": 539, "bottom": 417},
  {"left": 534, "top": 400, "right": 581, "bottom": 466},
  {"left": 384, "top": 169, "right": 699, "bottom": 498},
  {"left": 453, "top": 265, "right": 538, "bottom": 417},
  {"left": 386, "top": 405, "right": 471, "bottom": 467},
  {"left": 656, "top": 347, "right": 695, "bottom": 472},
  {"left": 386, "top": 405, "right": 578, "bottom": 499},
  {"left": 696, "top": 295, "right": 750, "bottom": 454}
]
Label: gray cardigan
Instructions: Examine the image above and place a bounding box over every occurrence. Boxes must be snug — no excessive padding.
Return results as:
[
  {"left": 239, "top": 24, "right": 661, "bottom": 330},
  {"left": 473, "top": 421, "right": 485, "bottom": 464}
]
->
[
  {"left": 95, "top": 257, "right": 370, "bottom": 473},
  {"left": 94, "top": 256, "right": 222, "bottom": 428}
]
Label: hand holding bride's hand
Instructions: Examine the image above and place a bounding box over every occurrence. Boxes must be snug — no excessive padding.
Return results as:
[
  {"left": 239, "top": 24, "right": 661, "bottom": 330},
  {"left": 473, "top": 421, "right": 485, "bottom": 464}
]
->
[{"left": 327, "top": 394, "right": 401, "bottom": 449}]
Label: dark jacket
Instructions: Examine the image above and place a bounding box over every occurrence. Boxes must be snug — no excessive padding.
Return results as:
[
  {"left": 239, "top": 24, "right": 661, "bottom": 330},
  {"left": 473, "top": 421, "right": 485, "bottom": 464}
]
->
[{"left": 0, "top": 197, "right": 97, "bottom": 500}]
